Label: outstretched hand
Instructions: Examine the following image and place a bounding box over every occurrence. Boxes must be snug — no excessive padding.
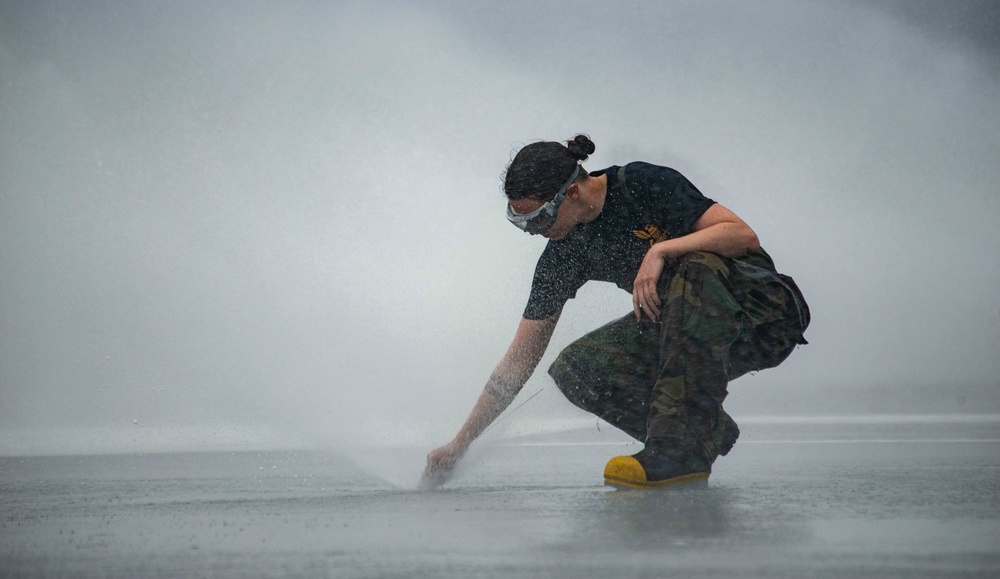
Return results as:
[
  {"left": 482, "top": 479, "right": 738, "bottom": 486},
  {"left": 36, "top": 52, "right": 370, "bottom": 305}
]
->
[{"left": 421, "top": 440, "right": 466, "bottom": 490}]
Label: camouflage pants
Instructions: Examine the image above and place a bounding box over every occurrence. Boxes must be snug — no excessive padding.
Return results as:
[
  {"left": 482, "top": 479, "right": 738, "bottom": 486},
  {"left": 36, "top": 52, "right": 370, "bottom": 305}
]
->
[{"left": 549, "top": 250, "right": 809, "bottom": 465}]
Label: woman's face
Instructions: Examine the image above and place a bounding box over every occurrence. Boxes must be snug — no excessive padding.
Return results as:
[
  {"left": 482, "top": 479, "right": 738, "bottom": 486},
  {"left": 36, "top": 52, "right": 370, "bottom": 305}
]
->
[{"left": 508, "top": 185, "right": 581, "bottom": 240}]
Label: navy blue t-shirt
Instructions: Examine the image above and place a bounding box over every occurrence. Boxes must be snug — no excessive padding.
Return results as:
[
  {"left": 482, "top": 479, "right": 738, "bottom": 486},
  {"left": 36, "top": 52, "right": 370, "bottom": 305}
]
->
[{"left": 523, "top": 162, "right": 716, "bottom": 320}]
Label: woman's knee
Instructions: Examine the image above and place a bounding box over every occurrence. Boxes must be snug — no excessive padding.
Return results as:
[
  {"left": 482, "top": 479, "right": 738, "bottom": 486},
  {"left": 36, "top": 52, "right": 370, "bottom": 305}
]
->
[
  {"left": 547, "top": 342, "right": 593, "bottom": 402},
  {"left": 549, "top": 336, "right": 635, "bottom": 413},
  {"left": 673, "top": 251, "right": 730, "bottom": 281}
]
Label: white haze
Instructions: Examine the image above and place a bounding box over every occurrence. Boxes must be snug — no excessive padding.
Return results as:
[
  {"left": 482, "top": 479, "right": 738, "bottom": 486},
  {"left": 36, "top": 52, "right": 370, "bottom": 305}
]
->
[{"left": 1, "top": 1, "right": 998, "bottom": 460}]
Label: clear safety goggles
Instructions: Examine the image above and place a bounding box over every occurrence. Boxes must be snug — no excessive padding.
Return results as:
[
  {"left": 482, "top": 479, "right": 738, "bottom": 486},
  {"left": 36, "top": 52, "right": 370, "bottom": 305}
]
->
[{"left": 505, "top": 165, "right": 579, "bottom": 235}]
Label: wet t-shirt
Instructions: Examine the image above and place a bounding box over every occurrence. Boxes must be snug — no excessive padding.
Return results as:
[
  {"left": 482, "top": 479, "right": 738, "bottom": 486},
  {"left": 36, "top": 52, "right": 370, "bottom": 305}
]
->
[{"left": 523, "top": 162, "right": 716, "bottom": 320}]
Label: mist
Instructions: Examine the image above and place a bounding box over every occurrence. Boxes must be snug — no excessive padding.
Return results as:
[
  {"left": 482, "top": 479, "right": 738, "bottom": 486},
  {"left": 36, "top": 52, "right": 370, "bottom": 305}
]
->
[{"left": 2, "top": 0, "right": 998, "bottom": 457}]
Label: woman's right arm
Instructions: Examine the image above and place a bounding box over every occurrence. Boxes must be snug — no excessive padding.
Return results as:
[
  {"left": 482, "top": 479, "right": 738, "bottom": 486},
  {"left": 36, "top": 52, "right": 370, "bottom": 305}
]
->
[{"left": 423, "top": 312, "right": 561, "bottom": 481}]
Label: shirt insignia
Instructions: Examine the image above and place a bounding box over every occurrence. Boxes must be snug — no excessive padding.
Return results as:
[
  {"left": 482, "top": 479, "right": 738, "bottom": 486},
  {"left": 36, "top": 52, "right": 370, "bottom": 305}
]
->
[{"left": 632, "top": 224, "right": 669, "bottom": 247}]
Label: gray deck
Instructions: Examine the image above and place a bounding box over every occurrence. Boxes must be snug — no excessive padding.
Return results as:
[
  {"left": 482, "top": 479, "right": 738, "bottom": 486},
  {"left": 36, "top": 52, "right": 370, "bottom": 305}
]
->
[{"left": 3, "top": 419, "right": 999, "bottom": 578}]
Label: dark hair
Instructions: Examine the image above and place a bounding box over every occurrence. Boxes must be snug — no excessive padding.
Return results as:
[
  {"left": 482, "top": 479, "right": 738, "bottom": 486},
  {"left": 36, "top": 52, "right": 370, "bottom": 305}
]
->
[{"left": 503, "top": 134, "right": 595, "bottom": 201}]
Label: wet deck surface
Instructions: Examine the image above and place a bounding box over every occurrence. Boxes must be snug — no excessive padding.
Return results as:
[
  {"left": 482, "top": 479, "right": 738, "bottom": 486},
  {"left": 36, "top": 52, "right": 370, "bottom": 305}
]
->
[{"left": 3, "top": 420, "right": 999, "bottom": 578}]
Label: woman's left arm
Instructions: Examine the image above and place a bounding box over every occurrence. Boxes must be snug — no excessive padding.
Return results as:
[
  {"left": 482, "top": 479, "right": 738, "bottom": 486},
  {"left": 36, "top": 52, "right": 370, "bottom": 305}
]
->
[
  {"left": 632, "top": 203, "right": 759, "bottom": 320},
  {"left": 664, "top": 203, "right": 760, "bottom": 258}
]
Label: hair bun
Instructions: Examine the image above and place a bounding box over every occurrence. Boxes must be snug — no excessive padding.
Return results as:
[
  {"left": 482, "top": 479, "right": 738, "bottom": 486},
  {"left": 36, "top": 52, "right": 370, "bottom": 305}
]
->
[{"left": 566, "top": 134, "right": 596, "bottom": 161}]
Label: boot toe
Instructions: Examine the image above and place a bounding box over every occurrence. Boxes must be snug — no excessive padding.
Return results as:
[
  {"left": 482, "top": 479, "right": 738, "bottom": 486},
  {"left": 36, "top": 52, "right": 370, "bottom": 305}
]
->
[{"left": 604, "top": 456, "right": 648, "bottom": 487}]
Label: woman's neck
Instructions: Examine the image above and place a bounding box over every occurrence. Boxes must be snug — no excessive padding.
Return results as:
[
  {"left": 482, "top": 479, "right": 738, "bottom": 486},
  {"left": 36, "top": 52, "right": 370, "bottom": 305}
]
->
[{"left": 580, "top": 173, "right": 608, "bottom": 223}]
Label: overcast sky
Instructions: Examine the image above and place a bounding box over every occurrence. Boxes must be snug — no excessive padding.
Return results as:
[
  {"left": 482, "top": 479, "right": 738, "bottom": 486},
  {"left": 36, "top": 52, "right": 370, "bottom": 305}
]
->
[{"left": 1, "top": 0, "right": 998, "bottom": 456}]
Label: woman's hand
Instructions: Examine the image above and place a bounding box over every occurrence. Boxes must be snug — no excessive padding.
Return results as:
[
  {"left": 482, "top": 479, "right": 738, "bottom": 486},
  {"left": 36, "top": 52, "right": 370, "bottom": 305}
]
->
[
  {"left": 421, "top": 440, "right": 467, "bottom": 489},
  {"left": 633, "top": 244, "right": 668, "bottom": 321},
  {"left": 419, "top": 317, "right": 559, "bottom": 490}
]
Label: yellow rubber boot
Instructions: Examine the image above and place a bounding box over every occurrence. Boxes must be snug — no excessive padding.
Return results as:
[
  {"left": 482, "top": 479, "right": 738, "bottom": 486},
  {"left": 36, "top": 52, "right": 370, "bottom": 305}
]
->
[{"left": 603, "top": 455, "right": 709, "bottom": 489}]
